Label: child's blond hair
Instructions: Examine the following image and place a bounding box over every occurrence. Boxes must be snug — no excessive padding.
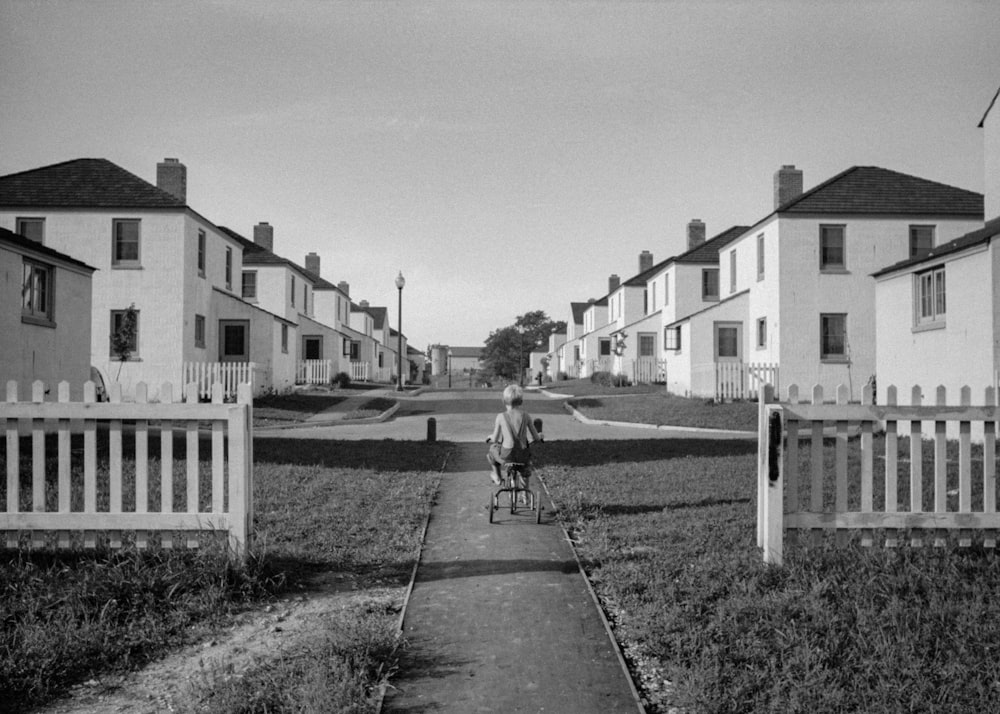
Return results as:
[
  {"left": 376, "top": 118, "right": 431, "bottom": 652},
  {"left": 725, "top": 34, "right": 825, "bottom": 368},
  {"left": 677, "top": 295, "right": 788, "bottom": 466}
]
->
[{"left": 502, "top": 384, "right": 524, "bottom": 407}]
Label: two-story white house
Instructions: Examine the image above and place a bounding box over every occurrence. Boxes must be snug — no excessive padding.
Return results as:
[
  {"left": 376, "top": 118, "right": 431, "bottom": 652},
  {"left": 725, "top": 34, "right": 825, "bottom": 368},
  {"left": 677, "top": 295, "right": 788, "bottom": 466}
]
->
[
  {"left": 550, "top": 301, "right": 588, "bottom": 380},
  {"left": 0, "top": 158, "right": 296, "bottom": 398},
  {"left": 873, "top": 86, "right": 1000, "bottom": 423},
  {"left": 1, "top": 226, "right": 96, "bottom": 398},
  {"left": 673, "top": 164, "right": 983, "bottom": 399}
]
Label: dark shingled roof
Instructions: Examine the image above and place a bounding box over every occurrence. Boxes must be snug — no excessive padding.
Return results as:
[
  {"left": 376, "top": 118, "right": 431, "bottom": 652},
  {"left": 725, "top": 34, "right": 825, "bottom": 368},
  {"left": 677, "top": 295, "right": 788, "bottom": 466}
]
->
[
  {"left": 873, "top": 216, "right": 1000, "bottom": 277},
  {"left": 777, "top": 166, "right": 983, "bottom": 216},
  {"left": 0, "top": 226, "right": 96, "bottom": 271},
  {"left": 217, "top": 225, "right": 320, "bottom": 281},
  {"left": 676, "top": 225, "right": 751, "bottom": 263},
  {"left": 570, "top": 301, "right": 589, "bottom": 324},
  {"left": 0, "top": 158, "right": 187, "bottom": 209}
]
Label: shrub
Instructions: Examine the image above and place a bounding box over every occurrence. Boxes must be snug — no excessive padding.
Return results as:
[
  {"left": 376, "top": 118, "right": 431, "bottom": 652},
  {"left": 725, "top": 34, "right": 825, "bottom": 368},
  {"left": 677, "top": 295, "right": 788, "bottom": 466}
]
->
[
  {"left": 332, "top": 372, "right": 351, "bottom": 389},
  {"left": 612, "top": 373, "right": 631, "bottom": 387},
  {"left": 590, "top": 371, "right": 612, "bottom": 387},
  {"left": 557, "top": 372, "right": 569, "bottom": 381}
]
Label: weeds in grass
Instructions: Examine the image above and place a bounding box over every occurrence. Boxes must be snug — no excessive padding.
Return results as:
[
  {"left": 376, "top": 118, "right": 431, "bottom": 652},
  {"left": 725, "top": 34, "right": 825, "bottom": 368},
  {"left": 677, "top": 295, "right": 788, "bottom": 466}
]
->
[
  {"left": 542, "top": 438, "right": 1000, "bottom": 714},
  {"left": 185, "top": 600, "right": 401, "bottom": 714}
]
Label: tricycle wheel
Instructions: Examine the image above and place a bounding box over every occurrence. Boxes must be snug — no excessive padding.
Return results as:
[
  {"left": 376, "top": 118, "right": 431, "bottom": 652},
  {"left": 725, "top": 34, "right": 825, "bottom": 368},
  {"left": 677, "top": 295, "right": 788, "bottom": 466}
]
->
[
  {"left": 488, "top": 493, "right": 495, "bottom": 524},
  {"left": 536, "top": 499, "right": 543, "bottom": 524}
]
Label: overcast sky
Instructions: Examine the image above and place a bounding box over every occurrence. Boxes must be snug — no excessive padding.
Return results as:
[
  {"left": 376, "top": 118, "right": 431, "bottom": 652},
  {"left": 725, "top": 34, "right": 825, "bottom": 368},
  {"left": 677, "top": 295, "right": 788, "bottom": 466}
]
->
[{"left": 2, "top": 0, "right": 997, "bottom": 349}]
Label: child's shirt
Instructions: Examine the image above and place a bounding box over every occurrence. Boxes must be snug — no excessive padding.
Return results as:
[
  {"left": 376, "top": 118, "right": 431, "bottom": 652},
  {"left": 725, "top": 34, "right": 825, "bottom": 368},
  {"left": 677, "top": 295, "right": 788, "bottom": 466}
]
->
[{"left": 490, "top": 407, "right": 542, "bottom": 450}]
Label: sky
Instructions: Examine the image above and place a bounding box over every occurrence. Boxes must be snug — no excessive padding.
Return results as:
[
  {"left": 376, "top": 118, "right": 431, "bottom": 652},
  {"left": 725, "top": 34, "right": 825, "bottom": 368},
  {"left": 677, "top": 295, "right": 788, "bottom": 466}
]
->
[{"left": 1, "top": 0, "right": 998, "bottom": 350}]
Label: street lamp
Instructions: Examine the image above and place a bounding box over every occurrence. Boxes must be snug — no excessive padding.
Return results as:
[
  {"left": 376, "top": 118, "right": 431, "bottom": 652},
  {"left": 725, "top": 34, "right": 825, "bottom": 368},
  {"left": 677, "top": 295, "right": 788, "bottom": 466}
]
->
[
  {"left": 448, "top": 349, "right": 453, "bottom": 388},
  {"left": 395, "top": 271, "right": 405, "bottom": 392},
  {"left": 517, "top": 324, "right": 524, "bottom": 386}
]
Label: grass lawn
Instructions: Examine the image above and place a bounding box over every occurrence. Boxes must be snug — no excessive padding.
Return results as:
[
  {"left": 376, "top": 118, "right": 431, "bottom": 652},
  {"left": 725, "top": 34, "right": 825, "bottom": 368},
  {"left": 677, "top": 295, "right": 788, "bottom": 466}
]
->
[
  {"left": 0, "top": 438, "right": 448, "bottom": 713},
  {"left": 253, "top": 392, "right": 397, "bottom": 426},
  {"left": 567, "top": 391, "right": 760, "bottom": 431},
  {"left": 539, "top": 437, "right": 1000, "bottom": 714}
]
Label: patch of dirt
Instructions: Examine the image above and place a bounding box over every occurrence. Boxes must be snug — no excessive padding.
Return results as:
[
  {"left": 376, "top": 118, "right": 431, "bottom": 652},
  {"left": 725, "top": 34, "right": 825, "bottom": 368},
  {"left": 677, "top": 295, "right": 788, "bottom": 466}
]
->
[{"left": 35, "top": 585, "right": 405, "bottom": 714}]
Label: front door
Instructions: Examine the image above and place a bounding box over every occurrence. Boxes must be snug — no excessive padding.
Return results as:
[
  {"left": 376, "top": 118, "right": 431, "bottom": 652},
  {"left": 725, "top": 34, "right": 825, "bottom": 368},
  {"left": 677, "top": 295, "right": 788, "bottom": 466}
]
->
[
  {"left": 219, "top": 320, "right": 250, "bottom": 363},
  {"left": 303, "top": 336, "right": 322, "bottom": 360}
]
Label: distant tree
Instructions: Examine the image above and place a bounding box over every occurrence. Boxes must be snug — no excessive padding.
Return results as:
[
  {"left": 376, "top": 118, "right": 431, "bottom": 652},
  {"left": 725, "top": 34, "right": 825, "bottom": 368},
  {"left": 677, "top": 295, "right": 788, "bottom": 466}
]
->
[{"left": 482, "top": 311, "right": 565, "bottom": 381}]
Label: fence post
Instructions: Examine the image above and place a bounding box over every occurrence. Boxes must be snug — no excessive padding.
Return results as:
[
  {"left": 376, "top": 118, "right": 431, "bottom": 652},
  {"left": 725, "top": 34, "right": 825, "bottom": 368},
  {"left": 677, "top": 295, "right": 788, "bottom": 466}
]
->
[
  {"left": 757, "top": 383, "right": 772, "bottom": 548},
  {"left": 761, "top": 400, "right": 784, "bottom": 565}
]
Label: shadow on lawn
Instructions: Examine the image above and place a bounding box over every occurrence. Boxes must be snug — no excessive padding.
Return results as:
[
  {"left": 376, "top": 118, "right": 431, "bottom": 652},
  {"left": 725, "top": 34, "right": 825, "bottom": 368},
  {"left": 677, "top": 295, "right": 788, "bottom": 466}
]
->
[
  {"left": 414, "top": 558, "right": 579, "bottom": 582},
  {"left": 535, "top": 438, "right": 756, "bottom": 467},
  {"left": 254, "top": 438, "right": 450, "bottom": 471},
  {"left": 576, "top": 497, "right": 752, "bottom": 517}
]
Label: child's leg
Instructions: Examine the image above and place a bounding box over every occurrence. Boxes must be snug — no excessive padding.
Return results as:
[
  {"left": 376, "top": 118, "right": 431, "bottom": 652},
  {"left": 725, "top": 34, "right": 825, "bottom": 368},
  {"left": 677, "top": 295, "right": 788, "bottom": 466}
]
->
[{"left": 486, "top": 448, "right": 502, "bottom": 485}]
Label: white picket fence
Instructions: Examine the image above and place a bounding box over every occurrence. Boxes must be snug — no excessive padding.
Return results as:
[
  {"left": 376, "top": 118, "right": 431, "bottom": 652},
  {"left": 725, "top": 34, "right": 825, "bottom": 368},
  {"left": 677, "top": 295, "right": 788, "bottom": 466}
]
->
[
  {"left": 758, "top": 383, "right": 999, "bottom": 566},
  {"left": 717, "top": 361, "right": 779, "bottom": 401},
  {"left": 297, "top": 359, "right": 332, "bottom": 385},
  {"left": 350, "top": 361, "right": 370, "bottom": 382},
  {"left": 1, "top": 379, "right": 253, "bottom": 556},
  {"left": 182, "top": 361, "right": 256, "bottom": 401}
]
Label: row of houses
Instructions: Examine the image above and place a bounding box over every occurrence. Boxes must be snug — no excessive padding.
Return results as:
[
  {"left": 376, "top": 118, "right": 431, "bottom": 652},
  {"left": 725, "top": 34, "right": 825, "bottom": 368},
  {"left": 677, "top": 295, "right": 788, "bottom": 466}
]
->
[
  {"left": 1, "top": 157, "right": 418, "bottom": 399},
  {"left": 545, "top": 87, "right": 1000, "bottom": 406}
]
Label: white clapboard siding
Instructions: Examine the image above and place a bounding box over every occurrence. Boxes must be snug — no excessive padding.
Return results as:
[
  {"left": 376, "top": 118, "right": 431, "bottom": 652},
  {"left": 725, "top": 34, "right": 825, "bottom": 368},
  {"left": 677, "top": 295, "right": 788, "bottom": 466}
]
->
[{"left": 1, "top": 379, "right": 253, "bottom": 557}]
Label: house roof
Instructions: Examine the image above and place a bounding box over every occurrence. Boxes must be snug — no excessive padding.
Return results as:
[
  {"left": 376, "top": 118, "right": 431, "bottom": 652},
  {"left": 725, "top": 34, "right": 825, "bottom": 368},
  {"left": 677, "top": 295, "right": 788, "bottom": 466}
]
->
[
  {"left": 0, "top": 158, "right": 187, "bottom": 209},
  {"left": 873, "top": 216, "right": 1000, "bottom": 277},
  {"left": 364, "top": 306, "right": 388, "bottom": 330},
  {"left": 449, "top": 346, "right": 483, "bottom": 359},
  {"left": 675, "top": 225, "right": 751, "bottom": 263},
  {"left": 217, "top": 225, "right": 318, "bottom": 281},
  {"left": 0, "top": 226, "right": 96, "bottom": 271},
  {"left": 570, "top": 301, "right": 589, "bottom": 324},
  {"left": 979, "top": 85, "right": 1000, "bottom": 128},
  {"left": 776, "top": 166, "right": 983, "bottom": 216}
]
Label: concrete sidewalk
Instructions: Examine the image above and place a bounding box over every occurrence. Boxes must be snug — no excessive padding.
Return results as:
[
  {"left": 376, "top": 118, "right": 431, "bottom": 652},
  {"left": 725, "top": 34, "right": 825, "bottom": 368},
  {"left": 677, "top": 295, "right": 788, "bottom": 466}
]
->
[{"left": 382, "top": 443, "right": 642, "bottom": 714}]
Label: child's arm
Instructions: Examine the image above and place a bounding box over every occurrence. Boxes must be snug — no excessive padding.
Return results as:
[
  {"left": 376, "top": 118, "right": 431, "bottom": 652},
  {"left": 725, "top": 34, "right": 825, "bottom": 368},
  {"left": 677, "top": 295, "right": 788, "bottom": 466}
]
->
[{"left": 488, "top": 413, "right": 503, "bottom": 443}]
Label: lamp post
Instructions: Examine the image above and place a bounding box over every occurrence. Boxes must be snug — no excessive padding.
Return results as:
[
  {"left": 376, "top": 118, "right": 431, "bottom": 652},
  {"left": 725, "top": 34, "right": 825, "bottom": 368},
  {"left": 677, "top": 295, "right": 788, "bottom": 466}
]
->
[
  {"left": 395, "top": 271, "right": 405, "bottom": 391},
  {"left": 517, "top": 325, "right": 524, "bottom": 386},
  {"left": 448, "top": 349, "right": 453, "bottom": 388}
]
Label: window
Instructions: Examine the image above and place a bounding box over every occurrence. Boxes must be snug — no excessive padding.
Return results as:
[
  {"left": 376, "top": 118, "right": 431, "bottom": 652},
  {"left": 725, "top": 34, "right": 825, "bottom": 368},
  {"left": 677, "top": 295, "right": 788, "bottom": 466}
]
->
[
  {"left": 242, "top": 271, "right": 257, "bottom": 300},
  {"left": 643, "top": 288, "right": 648, "bottom": 315},
  {"left": 651, "top": 283, "right": 657, "bottom": 312},
  {"left": 820, "top": 313, "right": 847, "bottom": 360},
  {"left": 378, "top": 351, "right": 384, "bottom": 368},
  {"left": 820, "top": 225, "right": 846, "bottom": 271},
  {"left": 916, "top": 266, "right": 946, "bottom": 326},
  {"left": 194, "top": 314, "right": 205, "bottom": 348},
  {"left": 910, "top": 226, "right": 935, "bottom": 259},
  {"left": 702, "top": 268, "right": 719, "bottom": 301},
  {"left": 281, "top": 325, "right": 289, "bottom": 353},
  {"left": 16, "top": 217, "right": 44, "bottom": 243},
  {"left": 349, "top": 341, "right": 360, "bottom": 360},
  {"left": 22, "top": 259, "right": 54, "bottom": 324},
  {"left": 112, "top": 219, "right": 140, "bottom": 267},
  {"left": 757, "top": 234, "right": 765, "bottom": 280},
  {"left": 303, "top": 283, "right": 308, "bottom": 313},
  {"left": 717, "top": 326, "right": 739, "bottom": 359},
  {"left": 756, "top": 317, "right": 767, "bottom": 349},
  {"left": 225, "top": 247, "right": 232, "bottom": 289},
  {"left": 197, "top": 230, "right": 206, "bottom": 277},
  {"left": 638, "top": 333, "right": 655, "bottom": 357},
  {"left": 664, "top": 326, "right": 681, "bottom": 351},
  {"left": 291, "top": 275, "right": 296, "bottom": 307},
  {"left": 343, "top": 338, "right": 351, "bottom": 356},
  {"left": 599, "top": 338, "right": 611, "bottom": 356},
  {"left": 110, "top": 309, "right": 140, "bottom": 358},
  {"left": 729, "top": 249, "right": 737, "bottom": 292},
  {"left": 664, "top": 274, "right": 670, "bottom": 306}
]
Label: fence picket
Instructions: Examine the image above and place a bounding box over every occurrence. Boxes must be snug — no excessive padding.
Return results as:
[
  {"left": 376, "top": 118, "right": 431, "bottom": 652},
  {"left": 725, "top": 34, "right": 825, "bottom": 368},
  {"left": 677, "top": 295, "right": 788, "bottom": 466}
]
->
[
  {"left": 31, "top": 381, "right": 45, "bottom": 549},
  {"left": 860, "top": 383, "right": 874, "bottom": 548},
  {"left": 985, "top": 386, "right": 997, "bottom": 549},
  {"left": 884, "top": 386, "right": 899, "bottom": 548},
  {"left": 109, "top": 382, "right": 123, "bottom": 550},
  {"left": 6, "top": 381, "right": 19, "bottom": 548},
  {"left": 810, "top": 384, "right": 824, "bottom": 546},
  {"left": 934, "top": 386, "right": 948, "bottom": 548},
  {"left": 212, "top": 384, "right": 225, "bottom": 513},
  {"left": 160, "top": 382, "right": 174, "bottom": 549},
  {"left": 185, "top": 383, "right": 199, "bottom": 549},
  {"left": 785, "top": 385, "right": 800, "bottom": 548},
  {"left": 83, "top": 381, "right": 97, "bottom": 549},
  {"left": 135, "top": 383, "right": 149, "bottom": 549},
  {"left": 910, "top": 386, "right": 923, "bottom": 547},
  {"left": 57, "top": 382, "right": 71, "bottom": 549},
  {"left": 835, "top": 385, "right": 849, "bottom": 547}
]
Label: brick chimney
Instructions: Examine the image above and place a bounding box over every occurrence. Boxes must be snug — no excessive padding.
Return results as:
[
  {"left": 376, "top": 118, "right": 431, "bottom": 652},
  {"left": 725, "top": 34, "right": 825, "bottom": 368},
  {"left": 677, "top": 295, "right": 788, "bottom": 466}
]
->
[
  {"left": 774, "top": 165, "right": 803, "bottom": 209},
  {"left": 305, "top": 252, "right": 320, "bottom": 276},
  {"left": 156, "top": 158, "right": 186, "bottom": 203},
  {"left": 338, "top": 281, "right": 350, "bottom": 296},
  {"left": 687, "top": 219, "right": 706, "bottom": 250},
  {"left": 253, "top": 222, "right": 274, "bottom": 252},
  {"left": 609, "top": 274, "right": 620, "bottom": 293},
  {"left": 360, "top": 300, "right": 369, "bottom": 308},
  {"left": 638, "top": 250, "right": 653, "bottom": 273}
]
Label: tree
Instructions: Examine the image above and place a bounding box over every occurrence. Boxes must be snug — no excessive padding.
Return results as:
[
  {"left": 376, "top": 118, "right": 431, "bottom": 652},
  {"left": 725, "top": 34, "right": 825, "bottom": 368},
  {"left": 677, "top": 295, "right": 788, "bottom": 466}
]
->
[
  {"left": 482, "top": 311, "right": 566, "bottom": 381},
  {"left": 111, "top": 303, "right": 138, "bottom": 380}
]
